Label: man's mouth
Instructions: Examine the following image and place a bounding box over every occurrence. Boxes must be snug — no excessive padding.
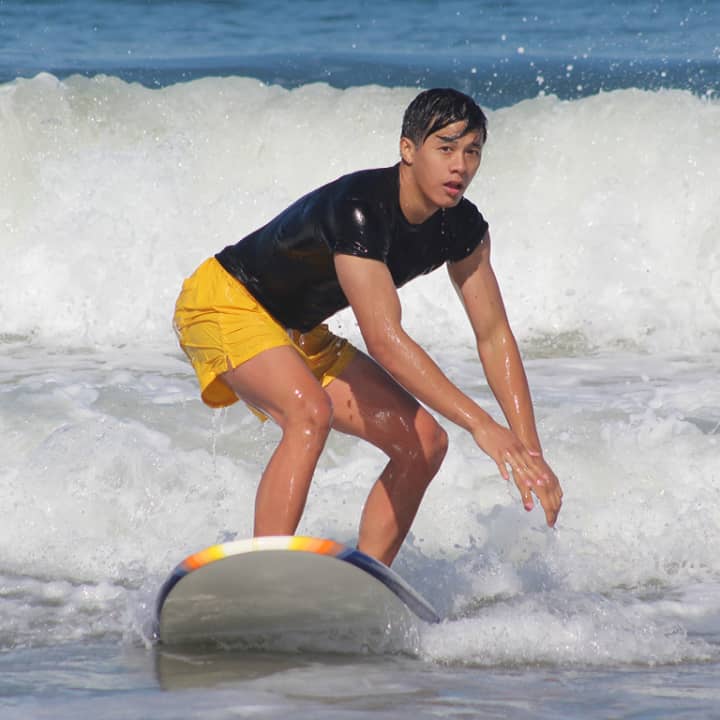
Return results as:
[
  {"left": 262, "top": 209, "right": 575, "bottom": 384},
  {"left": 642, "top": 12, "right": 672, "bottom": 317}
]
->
[{"left": 444, "top": 181, "right": 464, "bottom": 197}]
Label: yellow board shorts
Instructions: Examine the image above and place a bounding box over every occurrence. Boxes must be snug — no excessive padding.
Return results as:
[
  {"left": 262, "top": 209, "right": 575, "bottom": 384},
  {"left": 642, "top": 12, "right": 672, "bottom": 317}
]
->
[{"left": 173, "top": 257, "right": 357, "bottom": 417}]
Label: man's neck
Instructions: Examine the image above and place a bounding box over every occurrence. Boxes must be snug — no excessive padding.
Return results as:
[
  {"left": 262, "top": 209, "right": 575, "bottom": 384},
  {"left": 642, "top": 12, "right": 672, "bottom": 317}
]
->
[{"left": 398, "top": 162, "right": 437, "bottom": 225}]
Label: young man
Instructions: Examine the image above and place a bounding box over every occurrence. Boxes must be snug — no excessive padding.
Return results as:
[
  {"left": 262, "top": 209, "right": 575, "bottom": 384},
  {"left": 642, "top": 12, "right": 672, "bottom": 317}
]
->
[{"left": 174, "top": 88, "right": 563, "bottom": 566}]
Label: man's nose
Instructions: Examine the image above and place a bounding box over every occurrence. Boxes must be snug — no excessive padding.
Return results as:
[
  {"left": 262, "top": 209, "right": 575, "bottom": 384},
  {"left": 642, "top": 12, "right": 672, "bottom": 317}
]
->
[{"left": 450, "top": 150, "right": 468, "bottom": 174}]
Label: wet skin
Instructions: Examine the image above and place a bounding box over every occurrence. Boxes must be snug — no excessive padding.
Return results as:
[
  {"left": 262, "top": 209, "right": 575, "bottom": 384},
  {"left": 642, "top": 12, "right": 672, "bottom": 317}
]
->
[{"left": 219, "top": 121, "right": 563, "bottom": 566}]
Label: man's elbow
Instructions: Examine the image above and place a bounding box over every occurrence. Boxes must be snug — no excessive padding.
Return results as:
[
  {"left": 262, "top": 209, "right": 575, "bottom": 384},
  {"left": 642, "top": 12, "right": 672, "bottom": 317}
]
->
[
  {"left": 476, "top": 325, "right": 518, "bottom": 361},
  {"left": 365, "top": 330, "right": 403, "bottom": 372}
]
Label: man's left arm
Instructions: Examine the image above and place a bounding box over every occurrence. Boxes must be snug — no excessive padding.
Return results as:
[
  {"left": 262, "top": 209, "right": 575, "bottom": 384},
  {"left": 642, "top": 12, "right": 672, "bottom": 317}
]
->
[{"left": 448, "top": 230, "right": 563, "bottom": 526}]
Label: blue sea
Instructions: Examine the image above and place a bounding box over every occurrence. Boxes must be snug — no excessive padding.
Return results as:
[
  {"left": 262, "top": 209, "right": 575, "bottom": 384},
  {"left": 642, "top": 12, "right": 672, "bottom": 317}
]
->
[{"left": 1, "top": 1, "right": 719, "bottom": 718}]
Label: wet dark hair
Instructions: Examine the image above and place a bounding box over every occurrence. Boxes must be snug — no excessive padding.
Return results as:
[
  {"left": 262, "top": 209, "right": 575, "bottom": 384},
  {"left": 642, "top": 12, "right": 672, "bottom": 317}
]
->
[{"left": 401, "top": 88, "right": 487, "bottom": 146}]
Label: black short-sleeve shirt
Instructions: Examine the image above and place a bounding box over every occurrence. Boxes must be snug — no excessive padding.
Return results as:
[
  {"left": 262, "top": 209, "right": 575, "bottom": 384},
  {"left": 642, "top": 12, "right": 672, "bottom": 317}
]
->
[{"left": 215, "top": 164, "right": 489, "bottom": 332}]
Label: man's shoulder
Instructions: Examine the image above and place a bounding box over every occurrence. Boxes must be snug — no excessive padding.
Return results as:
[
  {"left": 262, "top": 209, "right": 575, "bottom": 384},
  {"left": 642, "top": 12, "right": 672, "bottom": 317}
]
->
[
  {"left": 329, "top": 165, "right": 397, "bottom": 200},
  {"left": 319, "top": 166, "right": 397, "bottom": 231},
  {"left": 446, "top": 195, "right": 487, "bottom": 233},
  {"left": 319, "top": 166, "right": 397, "bottom": 259},
  {"left": 442, "top": 196, "right": 489, "bottom": 263},
  {"left": 278, "top": 166, "right": 394, "bottom": 228}
]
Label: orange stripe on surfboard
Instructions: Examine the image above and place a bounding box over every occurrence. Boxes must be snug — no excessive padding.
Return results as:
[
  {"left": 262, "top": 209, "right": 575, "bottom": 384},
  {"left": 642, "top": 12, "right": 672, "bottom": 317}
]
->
[{"left": 182, "top": 544, "right": 227, "bottom": 571}]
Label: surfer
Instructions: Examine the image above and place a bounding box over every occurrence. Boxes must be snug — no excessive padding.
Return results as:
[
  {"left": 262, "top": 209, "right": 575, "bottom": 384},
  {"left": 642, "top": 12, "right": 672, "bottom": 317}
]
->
[{"left": 174, "top": 88, "right": 563, "bottom": 565}]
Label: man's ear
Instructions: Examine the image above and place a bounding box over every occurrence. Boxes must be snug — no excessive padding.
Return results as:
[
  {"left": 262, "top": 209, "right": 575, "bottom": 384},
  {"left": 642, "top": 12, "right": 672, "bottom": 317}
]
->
[{"left": 399, "top": 136, "right": 416, "bottom": 165}]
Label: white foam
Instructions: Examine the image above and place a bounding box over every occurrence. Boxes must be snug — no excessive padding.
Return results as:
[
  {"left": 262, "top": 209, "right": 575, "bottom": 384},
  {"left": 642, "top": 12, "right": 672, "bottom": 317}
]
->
[
  {"left": 0, "top": 74, "right": 718, "bottom": 352},
  {"left": 2, "top": 344, "right": 718, "bottom": 664},
  {"left": 420, "top": 589, "right": 716, "bottom": 666}
]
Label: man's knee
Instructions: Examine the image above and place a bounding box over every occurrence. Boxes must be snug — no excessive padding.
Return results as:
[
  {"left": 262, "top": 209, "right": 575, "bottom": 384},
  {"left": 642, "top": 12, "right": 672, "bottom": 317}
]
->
[
  {"left": 416, "top": 411, "right": 449, "bottom": 473},
  {"left": 388, "top": 409, "right": 448, "bottom": 477},
  {"left": 284, "top": 389, "right": 334, "bottom": 438}
]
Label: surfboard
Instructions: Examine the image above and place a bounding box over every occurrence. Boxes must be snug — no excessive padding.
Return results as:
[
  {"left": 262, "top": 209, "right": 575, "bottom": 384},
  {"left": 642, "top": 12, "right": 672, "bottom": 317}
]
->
[{"left": 154, "top": 535, "right": 440, "bottom": 648}]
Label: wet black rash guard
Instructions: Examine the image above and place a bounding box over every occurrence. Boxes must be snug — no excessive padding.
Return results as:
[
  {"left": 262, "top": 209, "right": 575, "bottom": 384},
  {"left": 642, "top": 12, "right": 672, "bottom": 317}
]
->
[{"left": 215, "top": 164, "right": 489, "bottom": 333}]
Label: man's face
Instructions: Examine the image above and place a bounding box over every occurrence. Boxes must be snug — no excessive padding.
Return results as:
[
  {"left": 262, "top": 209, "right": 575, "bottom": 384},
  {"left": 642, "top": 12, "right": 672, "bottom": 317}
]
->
[{"left": 401, "top": 120, "right": 484, "bottom": 212}]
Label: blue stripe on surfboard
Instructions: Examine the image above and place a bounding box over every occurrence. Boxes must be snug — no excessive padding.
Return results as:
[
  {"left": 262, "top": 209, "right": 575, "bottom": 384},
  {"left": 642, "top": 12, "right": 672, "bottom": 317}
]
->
[
  {"left": 336, "top": 547, "right": 440, "bottom": 624},
  {"left": 153, "top": 566, "right": 188, "bottom": 638}
]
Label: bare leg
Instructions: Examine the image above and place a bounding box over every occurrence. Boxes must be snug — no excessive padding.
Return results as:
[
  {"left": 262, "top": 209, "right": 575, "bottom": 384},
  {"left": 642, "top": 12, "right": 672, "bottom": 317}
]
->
[
  {"left": 219, "top": 346, "right": 333, "bottom": 536},
  {"left": 325, "top": 352, "right": 448, "bottom": 565}
]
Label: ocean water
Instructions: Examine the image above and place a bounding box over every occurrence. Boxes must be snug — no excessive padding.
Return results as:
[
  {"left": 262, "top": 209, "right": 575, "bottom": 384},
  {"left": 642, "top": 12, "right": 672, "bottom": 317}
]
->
[{"left": 1, "top": 0, "right": 719, "bottom": 717}]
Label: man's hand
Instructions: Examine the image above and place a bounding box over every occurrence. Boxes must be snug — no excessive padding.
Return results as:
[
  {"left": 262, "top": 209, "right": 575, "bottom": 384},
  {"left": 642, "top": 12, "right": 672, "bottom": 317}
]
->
[
  {"left": 511, "top": 452, "right": 563, "bottom": 527},
  {"left": 472, "top": 420, "right": 563, "bottom": 527}
]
